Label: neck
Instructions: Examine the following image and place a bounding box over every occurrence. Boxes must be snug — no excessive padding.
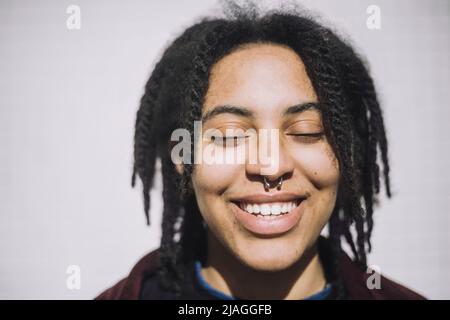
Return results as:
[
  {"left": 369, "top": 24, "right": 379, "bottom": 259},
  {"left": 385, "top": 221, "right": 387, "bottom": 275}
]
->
[{"left": 200, "top": 231, "right": 327, "bottom": 300}]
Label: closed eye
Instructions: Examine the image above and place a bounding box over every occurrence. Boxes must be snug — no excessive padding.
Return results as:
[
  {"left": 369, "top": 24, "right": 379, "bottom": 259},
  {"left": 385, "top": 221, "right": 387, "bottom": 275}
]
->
[
  {"left": 286, "top": 132, "right": 324, "bottom": 137},
  {"left": 286, "top": 132, "right": 325, "bottom": 142},
  {"left": 211, "top": 135, "right": 250, "bottom": 147}
]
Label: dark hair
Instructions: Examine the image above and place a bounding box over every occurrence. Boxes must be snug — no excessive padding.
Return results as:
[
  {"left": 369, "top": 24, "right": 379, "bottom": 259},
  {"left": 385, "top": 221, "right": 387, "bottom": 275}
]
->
[{"left": 131, "top": 3, "right": 391, "bottom": 299}]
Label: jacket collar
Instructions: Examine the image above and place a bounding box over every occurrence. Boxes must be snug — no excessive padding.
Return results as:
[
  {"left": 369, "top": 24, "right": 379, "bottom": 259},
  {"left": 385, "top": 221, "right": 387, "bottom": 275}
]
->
[{"left": 118, "top": 237, "right": 371, "bottom": 299}]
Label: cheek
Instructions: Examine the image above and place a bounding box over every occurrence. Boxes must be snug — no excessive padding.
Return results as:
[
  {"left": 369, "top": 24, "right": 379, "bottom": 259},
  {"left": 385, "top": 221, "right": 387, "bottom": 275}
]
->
[
  {"left": 192, "top": 140, "right": 244, "bottom": 194},
  {"left": 192, "top": 162, "right": 239, "bottom": 195},
  {"left": 293, "top": 142, "right": 339, "bottom": 188},
  {"left": 295, "top": 142, "right": 339, "bottom": 232},
  {"left": 191, "top": 161, "right": 240, "bottom": 226},
  {"left": 191, "top": 163, "right": 240, "bottom": 240}
]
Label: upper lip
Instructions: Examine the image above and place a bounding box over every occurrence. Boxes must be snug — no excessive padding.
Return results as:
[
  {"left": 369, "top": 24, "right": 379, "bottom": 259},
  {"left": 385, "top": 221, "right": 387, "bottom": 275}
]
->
[{"left": 231, "top": 192, "right": 308, "bottom": 204}]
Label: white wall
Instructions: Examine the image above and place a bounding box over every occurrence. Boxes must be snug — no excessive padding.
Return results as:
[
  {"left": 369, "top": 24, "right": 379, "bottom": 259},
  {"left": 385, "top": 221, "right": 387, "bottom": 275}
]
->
[{"left": 0, "top": 0, "right": 448, "bottom": 299}]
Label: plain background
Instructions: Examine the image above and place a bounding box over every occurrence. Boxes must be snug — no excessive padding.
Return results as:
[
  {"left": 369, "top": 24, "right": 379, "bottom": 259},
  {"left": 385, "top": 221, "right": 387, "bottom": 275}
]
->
[{"left": 1, "top": 0, "right": 449, "bottom": 299}]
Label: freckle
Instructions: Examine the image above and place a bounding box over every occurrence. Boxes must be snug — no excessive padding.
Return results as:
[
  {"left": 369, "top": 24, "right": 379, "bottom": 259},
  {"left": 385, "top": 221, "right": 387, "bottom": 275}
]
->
[{"left": 314, "top": 171, "right": 317, "bottom": 176}]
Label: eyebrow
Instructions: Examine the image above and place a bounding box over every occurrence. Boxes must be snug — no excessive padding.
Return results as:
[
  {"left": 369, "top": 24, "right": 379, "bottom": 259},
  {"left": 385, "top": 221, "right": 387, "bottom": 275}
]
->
[
  {"left": 202, "top": 105, "right": 254, "bottom": 123},
  {"left": 283, "top": 102, "right": 320, "bottom": 116},
  {"left": 201, "top": 102, "right": 320, "bottom": 123}
]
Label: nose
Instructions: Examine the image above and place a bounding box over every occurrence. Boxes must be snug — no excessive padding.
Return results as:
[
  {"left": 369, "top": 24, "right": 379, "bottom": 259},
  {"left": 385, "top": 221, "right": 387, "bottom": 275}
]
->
[{"left": 245, "top": 129, "right": 294, "bottom": 187}]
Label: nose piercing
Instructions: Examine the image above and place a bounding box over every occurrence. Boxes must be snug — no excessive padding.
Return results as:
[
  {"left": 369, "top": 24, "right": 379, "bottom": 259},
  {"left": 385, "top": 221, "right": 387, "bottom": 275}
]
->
[{"left": 263, "top": 176, "right": 283, "bottom": 191}]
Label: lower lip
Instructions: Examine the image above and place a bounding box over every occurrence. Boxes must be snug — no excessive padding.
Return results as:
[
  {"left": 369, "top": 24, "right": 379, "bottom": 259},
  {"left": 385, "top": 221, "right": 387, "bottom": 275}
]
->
[{"left": 231, "top": 200, "right": 306, "bottom": 236}]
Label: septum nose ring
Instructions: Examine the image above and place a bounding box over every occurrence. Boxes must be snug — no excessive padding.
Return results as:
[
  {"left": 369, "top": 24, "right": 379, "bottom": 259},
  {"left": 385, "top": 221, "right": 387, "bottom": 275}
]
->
[{"left": 263, "top": 176, "right": 283, "bottom": 191}]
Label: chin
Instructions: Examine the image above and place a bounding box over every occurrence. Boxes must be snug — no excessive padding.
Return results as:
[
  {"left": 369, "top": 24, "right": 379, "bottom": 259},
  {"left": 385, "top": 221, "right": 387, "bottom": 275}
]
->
[{"left": 232, "top": 235, "right": 308, "bottom": 272}]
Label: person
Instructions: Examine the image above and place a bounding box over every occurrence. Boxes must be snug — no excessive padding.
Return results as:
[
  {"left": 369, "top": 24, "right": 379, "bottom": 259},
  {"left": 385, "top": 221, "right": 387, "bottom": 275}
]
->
[{"left": 97, "top": 3, "right": 425, "bottom": 300}]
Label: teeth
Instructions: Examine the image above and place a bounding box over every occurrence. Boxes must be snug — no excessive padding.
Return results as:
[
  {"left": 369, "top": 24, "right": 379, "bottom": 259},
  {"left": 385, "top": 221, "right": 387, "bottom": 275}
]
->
[
  {"left": 239, "top": 201, "right": 299, "bottom": 216},
  {"left": 261, "top": 204, "right": 270, "bottom": 216},
  {"left": 271, "top": 204, "right": 281, "bottom": 215}
]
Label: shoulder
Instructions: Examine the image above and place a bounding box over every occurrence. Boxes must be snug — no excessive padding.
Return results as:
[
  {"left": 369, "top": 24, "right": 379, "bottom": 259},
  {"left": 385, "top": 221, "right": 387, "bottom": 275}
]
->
[
  {"left": 95, "top": 242, "right": 427, "bottom": 300},
  {"left": 339, "top": 252, "right": 426, "bottom": 300},
  {"left": 95, "top": 249, "right": 160, "bottom": 300},
  {"left": 376, "top": 273, "right": 426, "bottom": 300}
]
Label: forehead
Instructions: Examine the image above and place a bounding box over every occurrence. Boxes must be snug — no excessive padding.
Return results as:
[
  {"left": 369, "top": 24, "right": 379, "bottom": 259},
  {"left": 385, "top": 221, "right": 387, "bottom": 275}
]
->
[{"left": 203, "top": 43, "right": 318, "bottom": 115}]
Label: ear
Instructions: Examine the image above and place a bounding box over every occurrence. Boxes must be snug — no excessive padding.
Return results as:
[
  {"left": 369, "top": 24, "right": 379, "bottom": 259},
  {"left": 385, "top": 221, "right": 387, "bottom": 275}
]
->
[{"left": 175, "top": 163, "right": 184, "bottom": 175}]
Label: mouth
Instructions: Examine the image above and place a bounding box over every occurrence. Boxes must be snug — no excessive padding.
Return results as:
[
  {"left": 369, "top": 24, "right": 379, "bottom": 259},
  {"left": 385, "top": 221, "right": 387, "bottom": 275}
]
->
[
  {"left": 236, "top": 200, "right": 302, "bottom": 217},
  {"left": 229, "top": 193, "right": 307, "bottom": 236}
]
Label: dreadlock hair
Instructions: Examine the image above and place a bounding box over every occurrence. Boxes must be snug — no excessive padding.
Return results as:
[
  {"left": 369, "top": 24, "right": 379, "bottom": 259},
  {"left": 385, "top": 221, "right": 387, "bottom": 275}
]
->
[{"left": 131, "top": 3, "right": 391, "bottom": 299}]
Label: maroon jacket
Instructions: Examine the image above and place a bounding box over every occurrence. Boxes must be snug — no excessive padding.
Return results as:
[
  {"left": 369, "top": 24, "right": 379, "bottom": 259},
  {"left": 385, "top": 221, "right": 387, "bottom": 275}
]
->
[{"left": 96, "top": 246, "right": 426, "bottom": 300}]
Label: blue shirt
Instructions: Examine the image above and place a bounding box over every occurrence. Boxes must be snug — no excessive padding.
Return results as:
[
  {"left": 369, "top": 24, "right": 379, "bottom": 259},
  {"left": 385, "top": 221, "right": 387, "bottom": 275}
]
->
[{"left": 194, "top": 260, "right": 333, "bottom": 300}]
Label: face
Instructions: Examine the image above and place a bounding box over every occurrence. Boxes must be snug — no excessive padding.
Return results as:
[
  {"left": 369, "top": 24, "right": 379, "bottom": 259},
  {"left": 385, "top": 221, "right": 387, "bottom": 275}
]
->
[{"left": 189, "top": 43, "right": 339, "bottom": 272}]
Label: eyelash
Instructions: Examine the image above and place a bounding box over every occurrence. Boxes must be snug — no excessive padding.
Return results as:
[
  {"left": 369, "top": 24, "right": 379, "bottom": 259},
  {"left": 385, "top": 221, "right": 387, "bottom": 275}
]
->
[
  {"left": 209, "top": 132, "right": 324, "bottom": 147},
  {"left": 210, "top": 136, "right": 249, "bottom": 147},
  {"left": 286, "top": 132, "right": 325, "bottom": 143}
]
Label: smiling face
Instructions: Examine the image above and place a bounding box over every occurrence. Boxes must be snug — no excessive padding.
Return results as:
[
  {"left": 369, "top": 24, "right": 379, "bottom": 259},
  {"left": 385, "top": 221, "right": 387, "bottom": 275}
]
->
[{"left": 190, "top": 43, "right": 340, "bottom": 272}]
